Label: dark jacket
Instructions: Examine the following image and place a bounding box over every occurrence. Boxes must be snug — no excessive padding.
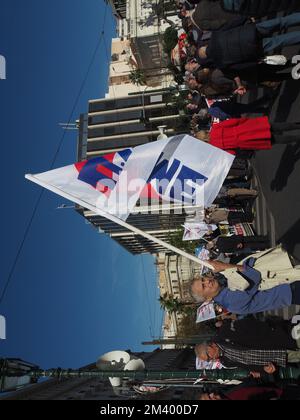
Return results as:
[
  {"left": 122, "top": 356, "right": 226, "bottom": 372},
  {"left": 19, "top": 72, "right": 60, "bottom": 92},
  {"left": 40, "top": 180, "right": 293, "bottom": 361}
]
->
[
  {"left": 214, "top": 317, "right": 296, "bottom": 372},
  {"left": 195, "top": 68, "right": 236, "bottom": 97},
  {"left": 222, "top": 0, "right": 300, "bottom": 18},
  {"left": 206, "top": 23, "right": 263, "bottom": 70},
  {"left": 192, "top": 0, "right": 246, "bottom": 31},
  {"left": 215, "top": 318, "right": 297, "bottom": 351}
]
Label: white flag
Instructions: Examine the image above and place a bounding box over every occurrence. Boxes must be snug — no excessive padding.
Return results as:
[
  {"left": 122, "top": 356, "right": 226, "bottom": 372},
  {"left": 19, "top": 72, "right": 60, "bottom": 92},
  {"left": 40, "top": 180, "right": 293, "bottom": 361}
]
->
[
  {"left": 183, "top": 222, "right": 218, "bottom": 241},
  {"left": 25, "top": 134, "right": 234, "bottom": 221}
]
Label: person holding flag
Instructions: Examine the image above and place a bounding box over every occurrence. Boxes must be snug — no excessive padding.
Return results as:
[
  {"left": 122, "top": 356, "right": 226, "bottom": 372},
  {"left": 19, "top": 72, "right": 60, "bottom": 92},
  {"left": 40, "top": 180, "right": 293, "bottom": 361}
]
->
[
  {"left": 196, "top": 116, "right": 300, "bottom": 154},
  {"left": 190, "top": 247, "right": 300, "bottom": 315}
]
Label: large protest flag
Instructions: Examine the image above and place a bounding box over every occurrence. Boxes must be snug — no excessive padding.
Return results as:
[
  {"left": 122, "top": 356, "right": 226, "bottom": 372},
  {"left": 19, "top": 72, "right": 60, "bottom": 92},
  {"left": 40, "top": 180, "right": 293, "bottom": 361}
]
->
[{"left": 25, "top": 135, "right": 234, "bottom": 268}]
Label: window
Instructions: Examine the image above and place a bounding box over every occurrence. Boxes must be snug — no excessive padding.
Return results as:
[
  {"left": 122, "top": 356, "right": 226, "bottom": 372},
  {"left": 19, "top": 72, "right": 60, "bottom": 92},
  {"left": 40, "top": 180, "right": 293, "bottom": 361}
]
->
[
  {"left": 150, "top": 95, "right": 163, "bottom": 103},
  {"left": 89, "top": 110, "right": 142, "bottom": 125},
  {"left": 111, "top": 53, "right": 119, "bottom": 62}
]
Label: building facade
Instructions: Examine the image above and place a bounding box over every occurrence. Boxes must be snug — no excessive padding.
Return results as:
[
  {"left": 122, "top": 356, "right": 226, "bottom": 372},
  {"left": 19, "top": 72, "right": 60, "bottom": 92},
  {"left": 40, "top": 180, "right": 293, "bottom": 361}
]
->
[
  {"left": 107, "top": 37, "right": 174, "bottom": 98},
  {"left": 72, "top": 1, "right": 191, "bottom": 255},
  {"left": 157, "top": 253, "right": 202, "bottom": 338},
  {"left": 111, "top": 0, "right": 180, "bottom": 88}
]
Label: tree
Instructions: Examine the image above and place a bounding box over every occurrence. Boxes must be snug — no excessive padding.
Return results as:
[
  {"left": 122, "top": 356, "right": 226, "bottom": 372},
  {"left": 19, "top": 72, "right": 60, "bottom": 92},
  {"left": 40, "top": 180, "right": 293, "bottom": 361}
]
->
[
  {"left": 165, "top": 90, "right": 189, "bottom": 112},
  {"left": 177, "top": 312, "right": 215, "bottom": 338},
  {"left": 169, "top": 228, "right": 201, "bottom": 255},
  {"left": 167, "top": 63, "right": 185, "bottom": 84},
  {"left": 163, "top": 27, "right": 179, "bottom": 54},
  {"left": 159, "top": 293, "right": 197, "bottom": 316},
  {"left": 129, "top": 69, "right": 146, "bottom": 86}
]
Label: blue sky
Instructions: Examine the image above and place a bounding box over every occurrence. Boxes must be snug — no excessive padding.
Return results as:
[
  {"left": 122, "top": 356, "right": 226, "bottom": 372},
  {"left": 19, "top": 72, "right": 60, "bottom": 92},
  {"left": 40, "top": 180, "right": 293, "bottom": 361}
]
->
[{"left": 0, "top": 0, "right": 164, "bottom": 369}]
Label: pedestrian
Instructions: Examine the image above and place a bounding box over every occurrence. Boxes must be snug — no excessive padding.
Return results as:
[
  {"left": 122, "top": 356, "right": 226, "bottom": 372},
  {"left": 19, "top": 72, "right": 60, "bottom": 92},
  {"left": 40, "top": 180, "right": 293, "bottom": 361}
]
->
[
  {"left": 197, "top": 95, "right": 272, "bottom": 121},
  {"left": 191, "top": 0, "right": 247, "bottom": 31},
  {"left": 205, "top": 207, "right": 254, "bottom": 224},
  {"left": 216, "top": 245, "right": 300, "bottom": 291},
  {"left": 196, "top": 117, "right": 300, "bottom": 154},
  {"left": 216, "top": 186, "right": 258, "bottom": 202},
  {"left": 199, "top": 382, "right": 300, "bottom": 400},
  {"left": 198, "top": 13, "right": 300, "bottom": 71},
  {"left": 212, "top": 317, "right": 298, "bottom": 351},
  {"left": 221, "top": 0, "right": 300, "bottom": 18},
  {"left": 185, "top": 62, "right": 247, "bottom": 96},
  {"left": 190, "top": 249, "right": 300, "bottom": 315},
  {"left": 227, "top": 158, "right": 252, "bottom": 179},
  {"left": 195, "top": 341, "right": 300, "bottom": 374},
  {"left": 214, "top": 235, "right": 270, "bottom": 254}
]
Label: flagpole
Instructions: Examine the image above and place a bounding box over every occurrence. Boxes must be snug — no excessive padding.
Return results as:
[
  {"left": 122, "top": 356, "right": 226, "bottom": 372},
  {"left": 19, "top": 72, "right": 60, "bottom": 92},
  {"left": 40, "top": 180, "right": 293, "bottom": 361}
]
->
[{"left": 25, "top": 174, "right": 213, "bottom": 270}]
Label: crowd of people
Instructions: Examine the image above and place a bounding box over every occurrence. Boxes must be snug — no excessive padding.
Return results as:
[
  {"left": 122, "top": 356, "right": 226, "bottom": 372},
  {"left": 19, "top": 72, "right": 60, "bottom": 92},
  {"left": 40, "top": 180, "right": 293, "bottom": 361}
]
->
[{"left": 170, "top": 0, "right": 300, "bottom": 400}]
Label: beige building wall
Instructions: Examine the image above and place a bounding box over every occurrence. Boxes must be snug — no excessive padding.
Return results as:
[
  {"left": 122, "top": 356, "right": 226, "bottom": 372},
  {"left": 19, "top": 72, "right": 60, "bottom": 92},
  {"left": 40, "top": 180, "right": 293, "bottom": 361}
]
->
[
  {"left": 106, "top": 38, "right": 138, "bottom": 98},
  {"left": 157, "top": 252, "right": 202, "bottom": 348},
  {"left": 106, "top": 37, "right": 175, "bottom": 98},
  {"left": 126, "top": 0, "right": 180, "bottom": 38}
]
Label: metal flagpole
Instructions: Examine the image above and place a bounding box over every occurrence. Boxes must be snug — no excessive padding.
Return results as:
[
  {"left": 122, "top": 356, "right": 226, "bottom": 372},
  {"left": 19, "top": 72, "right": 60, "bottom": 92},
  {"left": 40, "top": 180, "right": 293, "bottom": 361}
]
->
[{"left": 25, "top": 174, "right": 214, "bottom": 270}]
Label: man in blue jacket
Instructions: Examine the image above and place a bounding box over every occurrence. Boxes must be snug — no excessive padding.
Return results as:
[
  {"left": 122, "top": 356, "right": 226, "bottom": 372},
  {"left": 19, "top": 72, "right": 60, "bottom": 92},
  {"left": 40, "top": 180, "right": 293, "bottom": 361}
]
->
[{"left": 190, "top": 258, "right": 300, "bottom": 315}]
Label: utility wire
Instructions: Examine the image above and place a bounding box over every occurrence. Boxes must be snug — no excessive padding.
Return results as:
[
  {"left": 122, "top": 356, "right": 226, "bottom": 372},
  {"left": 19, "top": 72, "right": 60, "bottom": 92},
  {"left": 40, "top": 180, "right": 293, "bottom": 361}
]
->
[
  {"left": 140, "top": 255, "right": 156, "bottom": 338},
  {"left": 0, "top": 4, "right": 109, "bottom": 306}
]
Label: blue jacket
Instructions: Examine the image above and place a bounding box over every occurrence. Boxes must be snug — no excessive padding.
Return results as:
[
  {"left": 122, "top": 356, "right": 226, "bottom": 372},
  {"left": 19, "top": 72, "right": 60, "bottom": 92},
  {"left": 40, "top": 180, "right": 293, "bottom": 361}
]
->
[{"left": 214, "top": 257, "right": 293, "bottom": 315}]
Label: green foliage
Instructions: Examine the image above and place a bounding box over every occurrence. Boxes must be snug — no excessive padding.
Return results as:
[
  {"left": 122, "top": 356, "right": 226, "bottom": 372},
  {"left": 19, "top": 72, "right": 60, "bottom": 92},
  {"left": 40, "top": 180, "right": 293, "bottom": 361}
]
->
[
  {"left": 169, "top": 228, "right": 198, "bottom": 255},
  {"left": 165, "top": 91, "right": 189, "bottom": 116},
  {"left": 159, "top": 293, "right": 197, "bottom": 315},
  {"left": 177, "top": 312, "right": 215, "bottom": 338},
  {"left": 163, "top": 27, "right": 179, "bottom": 54},
  {"left": 129, "top": 69, "right": 146, "bottom": 86},
  {"left": 167, "top": 63, "right": 185, "bottom": 84}
]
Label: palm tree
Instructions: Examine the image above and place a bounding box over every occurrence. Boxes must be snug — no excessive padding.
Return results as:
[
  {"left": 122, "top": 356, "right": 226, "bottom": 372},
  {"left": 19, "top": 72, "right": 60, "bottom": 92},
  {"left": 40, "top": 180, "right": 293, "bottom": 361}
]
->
[{"left": 129, "top": 69, "right": 146, "bottom": 86}]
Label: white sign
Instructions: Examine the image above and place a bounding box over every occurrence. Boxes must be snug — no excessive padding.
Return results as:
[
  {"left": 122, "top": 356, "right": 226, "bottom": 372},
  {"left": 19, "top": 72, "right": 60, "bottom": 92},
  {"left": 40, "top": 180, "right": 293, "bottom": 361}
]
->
[
  {"left": 183, "top": 222, "right": 217, "bottom": 241},
  {"left": 196, "top": 303, "right": 216, "bottom": 323},
  {"left": 195, "top": 246, "right": 210, "bottom": 261},
  {"left": 196, "top": 358, "right": 224, "bottom": 370},
  {"left": 0, "top": 315, "right": 6, "bottom": 340}
]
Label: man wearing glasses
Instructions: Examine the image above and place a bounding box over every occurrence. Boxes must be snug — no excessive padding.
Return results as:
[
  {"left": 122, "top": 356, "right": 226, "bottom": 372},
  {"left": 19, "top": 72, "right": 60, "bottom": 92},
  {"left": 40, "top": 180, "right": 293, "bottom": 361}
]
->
[{"left": 190, "top": 253, "right": 300, "bottom": 315}]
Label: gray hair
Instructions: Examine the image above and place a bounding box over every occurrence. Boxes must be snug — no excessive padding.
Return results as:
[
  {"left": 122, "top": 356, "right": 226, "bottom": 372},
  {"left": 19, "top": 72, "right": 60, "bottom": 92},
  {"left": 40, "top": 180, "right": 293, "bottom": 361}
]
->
[
  {"left": 197, "top": 108, "right": 209, "bottom": 120},
  {"left": 189, "top": 276, "right": 205, "bottom": 304},
  {"left": 194, "top": 342, "right": 208, "bottom": 357}
]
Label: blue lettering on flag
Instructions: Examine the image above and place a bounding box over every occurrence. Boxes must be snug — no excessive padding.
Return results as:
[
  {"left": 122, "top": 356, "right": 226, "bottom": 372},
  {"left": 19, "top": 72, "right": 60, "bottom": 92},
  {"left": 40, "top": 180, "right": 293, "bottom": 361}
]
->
[
  {"left": 78, "top": 149, "right": 132, "bottom": 189},
  {"left": 148, "top": 156, "right": 208, "bottom": 202}
]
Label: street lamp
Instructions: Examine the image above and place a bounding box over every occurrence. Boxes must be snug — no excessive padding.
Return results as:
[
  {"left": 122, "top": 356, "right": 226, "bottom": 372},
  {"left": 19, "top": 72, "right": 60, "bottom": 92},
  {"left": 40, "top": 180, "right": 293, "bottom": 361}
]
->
[
  {"left": 59, "top": 123, "right": 78, "bottom": 131},
  {"left": 141, "top": 85, "right": 149, "bottom": 124},
  {"left": 157, "top": 125, "right": 168, "bottom": 141},
  {"left": 56, "top": 204, "right": 75, "bottom": 210}
]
